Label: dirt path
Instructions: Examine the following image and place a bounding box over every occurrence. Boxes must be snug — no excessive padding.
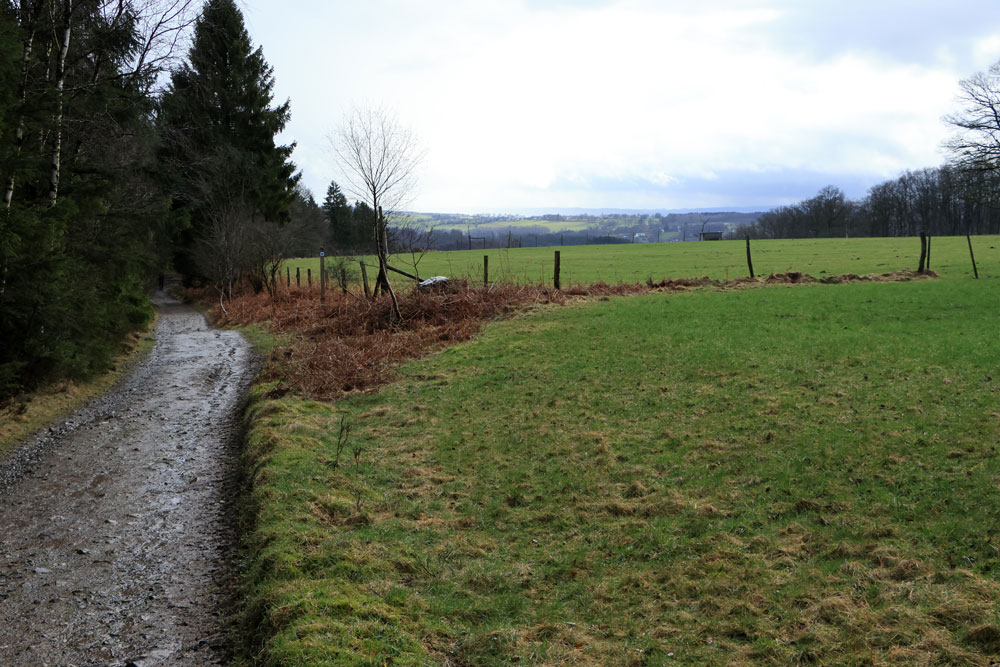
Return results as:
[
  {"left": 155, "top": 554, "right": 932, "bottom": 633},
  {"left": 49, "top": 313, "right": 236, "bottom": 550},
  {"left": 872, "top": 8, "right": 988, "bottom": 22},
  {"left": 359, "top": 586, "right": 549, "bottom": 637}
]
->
[{"left": 0, "top": 290, "right": 255, "bottom": 666}]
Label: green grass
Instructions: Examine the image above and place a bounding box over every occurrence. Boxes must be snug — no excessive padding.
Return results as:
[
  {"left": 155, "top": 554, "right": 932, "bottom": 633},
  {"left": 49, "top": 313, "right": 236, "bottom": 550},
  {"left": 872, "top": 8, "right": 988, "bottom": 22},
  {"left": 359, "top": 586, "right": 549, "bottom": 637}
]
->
[
  {"left": 237, "top": 256, "right": 1000, "bottom": 664},
  {"left": 284, "top": 235, "right": 999, "bottom": 288}
]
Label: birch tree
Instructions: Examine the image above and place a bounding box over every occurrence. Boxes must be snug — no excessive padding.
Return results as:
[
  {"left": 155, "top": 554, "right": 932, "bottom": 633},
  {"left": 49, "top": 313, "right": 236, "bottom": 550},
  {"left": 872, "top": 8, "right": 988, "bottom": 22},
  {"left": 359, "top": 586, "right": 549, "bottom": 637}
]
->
[
  {"left": 331, "top": 105, "right": 423, "bottom": 320},
  {"left": 0, "top": 0, "right": 193, "bottom": 397},
  {"left": 47, "top": 0, "right": 74, "bottom": 206}
]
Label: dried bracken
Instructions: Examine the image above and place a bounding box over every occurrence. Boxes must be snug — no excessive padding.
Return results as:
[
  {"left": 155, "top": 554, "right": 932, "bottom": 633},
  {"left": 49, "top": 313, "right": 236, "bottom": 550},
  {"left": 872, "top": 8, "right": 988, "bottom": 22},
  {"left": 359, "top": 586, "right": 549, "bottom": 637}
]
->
[
  {"left": 192, "top": 269, "right": 935, "bottom": 400},
  {"left": 190, "top": 281, "right": 564, "bottom": 399}
]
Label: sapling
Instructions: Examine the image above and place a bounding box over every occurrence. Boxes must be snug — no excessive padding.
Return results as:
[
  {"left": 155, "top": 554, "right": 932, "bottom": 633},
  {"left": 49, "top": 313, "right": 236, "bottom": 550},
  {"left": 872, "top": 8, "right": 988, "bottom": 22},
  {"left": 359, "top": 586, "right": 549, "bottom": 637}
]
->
[
  {"left": 353, "top": 486, "right": 364, "bottom": 513},
  {"left": 333, "top": 414, "right": 351, "bottom": 468},
  {"left": 353, "top": 441, "right": 363, "bottom": 471}
]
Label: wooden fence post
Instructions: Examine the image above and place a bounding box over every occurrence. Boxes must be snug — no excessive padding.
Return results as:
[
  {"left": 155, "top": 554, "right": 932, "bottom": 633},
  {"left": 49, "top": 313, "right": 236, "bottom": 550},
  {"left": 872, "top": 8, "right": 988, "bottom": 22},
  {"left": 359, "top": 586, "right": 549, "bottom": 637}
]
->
[
  {"left": 286, "top": 266, "right": 290, "bottom": 287},
  {"left": 554, "top": 250, "right": 561, "bottom": 290},
  {"left": 360, "top": 261, "right": 371, "bottom": 298},
  {"left": 746, "top": 238, "right": 755, "bottom": 278},
  {"left": 918, "top": 232, "right": 927, "bottom": 273},
  {"left": 296, "top": 267, "right": 300, "bottom": 287},
  {"left": 483, "top": 255, "right": 489, "bottom": 288},
  {"left": 307, "top": 267, "right": 312, "bottom": 287},
  {"left": 320, "top": 248, "right": 326, "bottom": 303},
  {"left": 968, "top": 234, "right": 980, "bottom": 279}
]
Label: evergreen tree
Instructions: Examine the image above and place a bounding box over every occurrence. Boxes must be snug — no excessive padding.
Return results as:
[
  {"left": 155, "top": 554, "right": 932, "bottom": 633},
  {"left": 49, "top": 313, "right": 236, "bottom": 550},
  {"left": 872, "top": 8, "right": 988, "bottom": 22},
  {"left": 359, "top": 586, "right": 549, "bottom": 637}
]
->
[
  {"left": 322, "top": 180, "right": 355, "bottom": 252},
  {"left": 0, "top": 2, "right": 170, "bottom": 398},
  {"left": 158, "top": 0, "right": 298, "bottom": 282},
  {"left": 352, "top": 201, "right": 377, "bottom": 253},
  {"left": 285, "top": 186, "right": 327, "bottom": 257},
  {"left": 0, "top": 11, "right": 17, "bottom": 143}
]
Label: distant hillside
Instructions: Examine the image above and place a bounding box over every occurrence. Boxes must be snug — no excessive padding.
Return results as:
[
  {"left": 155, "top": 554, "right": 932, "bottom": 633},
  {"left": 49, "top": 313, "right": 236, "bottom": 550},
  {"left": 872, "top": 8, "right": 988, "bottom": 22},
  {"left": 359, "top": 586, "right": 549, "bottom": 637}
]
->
[
  {"left": 422, "top": 206, "right": 771, "bottom": 216},
  {"left": 394, "top": 211, "right": 763, "bottom": 250}
]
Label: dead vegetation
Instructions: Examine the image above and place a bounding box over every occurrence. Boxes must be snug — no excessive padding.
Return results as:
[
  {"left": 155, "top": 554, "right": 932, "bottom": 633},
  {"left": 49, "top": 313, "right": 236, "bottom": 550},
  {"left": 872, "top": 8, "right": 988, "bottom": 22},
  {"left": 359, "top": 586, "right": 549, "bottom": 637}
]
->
[
  {"left": 192, "top": 269, "right": 936, "bottom": 400},
  {"left": 649, "top": 268, "right": 938, "bottom": 289},
  {"left": 192, "top": 281, "right": 565, "bottom": 398}
]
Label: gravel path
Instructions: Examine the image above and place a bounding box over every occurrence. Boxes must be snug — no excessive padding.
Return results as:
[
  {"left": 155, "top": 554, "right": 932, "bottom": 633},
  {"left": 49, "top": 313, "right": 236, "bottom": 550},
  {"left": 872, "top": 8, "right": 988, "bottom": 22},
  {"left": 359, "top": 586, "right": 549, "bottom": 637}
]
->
[{"left": 0, "top": 289, "right": 255, "bottom": 666}]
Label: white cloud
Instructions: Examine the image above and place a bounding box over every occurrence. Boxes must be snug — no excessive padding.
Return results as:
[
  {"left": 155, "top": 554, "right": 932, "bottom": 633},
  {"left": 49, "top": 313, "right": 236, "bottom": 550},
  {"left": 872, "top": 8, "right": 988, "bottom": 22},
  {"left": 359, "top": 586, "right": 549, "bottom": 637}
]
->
[
  {"left": 973, "top": 34, "right": 1000, "bottom": 70},
  {"left": 244, "top": 0, "right": 996, "bottom": 211}
]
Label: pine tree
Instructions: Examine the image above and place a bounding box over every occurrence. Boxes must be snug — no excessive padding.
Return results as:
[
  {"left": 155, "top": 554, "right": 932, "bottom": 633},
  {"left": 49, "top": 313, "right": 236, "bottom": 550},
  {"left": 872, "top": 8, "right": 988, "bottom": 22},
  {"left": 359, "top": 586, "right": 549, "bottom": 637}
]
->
[
  {"left": 159, "top": 0, "right": 299, "bottom": 282},
  {"left": 352, "top": 201, "right": 378, "bottom": 254},
  {"left": 323, "top": 180, "right": 356, "bottom": 252}
]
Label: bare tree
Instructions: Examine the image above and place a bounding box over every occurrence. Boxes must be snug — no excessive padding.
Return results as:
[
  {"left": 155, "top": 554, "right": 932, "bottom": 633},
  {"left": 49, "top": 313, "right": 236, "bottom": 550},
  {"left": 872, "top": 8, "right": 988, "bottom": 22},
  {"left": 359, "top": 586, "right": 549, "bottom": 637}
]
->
[
  {"left": 187, "top": 148, "right": 294, "bottom": 303},
  {"left": 194, "top": 202, "right": 293, "bottom": 305},
  {"left": 243, "top": 219, "right": 292, "bottom": 297},
  {"left": 945, "top": 60, "right": 1000, "bottom": 178},
  {"left": 123, "top": 0, "right": 200, "bottom": 88},
  {"left": 330, "top": 105, "right": 423, "bottom": 320},
  {"left": 390, "top": 218, "right": 435, "bottom": 281},
  {"left": 91, "top": 0, "right": 200, "bottom": 93},
  {"left": 193, "top": 202, "right": 247, "bottom": 310}
]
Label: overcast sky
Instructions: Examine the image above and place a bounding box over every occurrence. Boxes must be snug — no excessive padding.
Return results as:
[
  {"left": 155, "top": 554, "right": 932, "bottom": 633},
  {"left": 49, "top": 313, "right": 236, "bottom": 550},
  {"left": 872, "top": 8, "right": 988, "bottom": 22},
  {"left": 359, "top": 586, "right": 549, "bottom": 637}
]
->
[{"left": 241, "top": 1, "right": 1000, "bottom": 213}]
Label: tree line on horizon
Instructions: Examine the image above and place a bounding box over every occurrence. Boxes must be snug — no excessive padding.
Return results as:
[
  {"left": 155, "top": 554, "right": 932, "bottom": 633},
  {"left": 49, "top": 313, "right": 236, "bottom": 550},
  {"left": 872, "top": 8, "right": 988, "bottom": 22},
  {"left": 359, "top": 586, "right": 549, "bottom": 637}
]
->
[
  {"left": 738, "top": 62, "right": 1000, "bottom": 242},
  {"left": 736, "top": 167, "right": 1000, "bottom": 240},
  {"left": 388, "top": 211, "right": 758, "bottom": 251}
]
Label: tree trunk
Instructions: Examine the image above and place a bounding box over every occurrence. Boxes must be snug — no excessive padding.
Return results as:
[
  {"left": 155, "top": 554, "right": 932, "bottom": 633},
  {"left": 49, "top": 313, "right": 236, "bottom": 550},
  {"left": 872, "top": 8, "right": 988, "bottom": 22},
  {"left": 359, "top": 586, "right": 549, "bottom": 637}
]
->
[
  {"left": 359, "top": 261, "right": 370, "bottom": 298},
  {"left": 917, "top": 231, "right": 927, "bottom": 273},
  {"left": 48, "top": 0, "right": 73, "bottom": 207},
  {"left": 3, "top": 1, "right": 40, "bottom": 209},
  {"left": 375, "top": 207, "right": 400, "bottom": 321}
]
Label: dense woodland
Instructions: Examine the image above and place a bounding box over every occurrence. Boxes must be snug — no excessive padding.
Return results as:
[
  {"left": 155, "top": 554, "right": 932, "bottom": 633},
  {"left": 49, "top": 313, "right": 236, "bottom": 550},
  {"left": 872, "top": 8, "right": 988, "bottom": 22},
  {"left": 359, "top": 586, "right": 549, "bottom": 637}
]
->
[
  {"left": 0, "top": 0, "right": 184, "bottom": 398},
  {"left": 736, "top": 168, "right": 1000, "bottom": 240},
  {"left": 0, "top": 0, "right": 324, "bottom": 399},
  {"left": 2, "top": 0, "right": 1000, "bottom": 399}
]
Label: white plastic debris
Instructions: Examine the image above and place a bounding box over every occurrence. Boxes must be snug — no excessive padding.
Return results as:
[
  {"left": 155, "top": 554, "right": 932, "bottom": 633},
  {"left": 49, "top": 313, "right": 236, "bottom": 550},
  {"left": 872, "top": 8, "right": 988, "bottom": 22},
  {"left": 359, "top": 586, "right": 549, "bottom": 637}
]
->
[{"left": 418, "top": 276, "right": 449, "bottom": 289}]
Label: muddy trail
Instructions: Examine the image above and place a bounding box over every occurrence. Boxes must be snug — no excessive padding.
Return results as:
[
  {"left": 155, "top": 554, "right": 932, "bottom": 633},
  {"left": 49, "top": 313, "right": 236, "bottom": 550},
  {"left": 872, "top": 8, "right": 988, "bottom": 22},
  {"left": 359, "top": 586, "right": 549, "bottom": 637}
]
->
[{"left": 0, "top": 289, "right": 255, "bottom": 666}]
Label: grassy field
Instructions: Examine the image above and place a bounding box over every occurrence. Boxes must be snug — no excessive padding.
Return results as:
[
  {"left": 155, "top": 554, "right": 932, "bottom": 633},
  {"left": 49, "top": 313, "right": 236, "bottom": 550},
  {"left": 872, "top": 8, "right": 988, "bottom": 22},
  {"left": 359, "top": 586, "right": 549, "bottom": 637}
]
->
[
  {"left": 239, "top": 238, "right": 1000, "bottom": 665},
  {"left": 393, "top": 214, "right": 595, "bottom": 233},
  {"left": 284, "top": 235, "right": 999, "bottom": 288},
  {"left": 430, "top": 218, "right": 597, "bottom": 233}
]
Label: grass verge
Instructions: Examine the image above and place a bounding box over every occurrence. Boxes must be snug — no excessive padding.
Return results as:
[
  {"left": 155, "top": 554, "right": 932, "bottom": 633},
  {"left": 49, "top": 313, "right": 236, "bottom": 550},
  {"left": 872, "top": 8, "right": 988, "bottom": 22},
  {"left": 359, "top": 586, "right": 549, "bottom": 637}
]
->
[
  {"left": 233, "top": 273, "right": 1000, "bottom": 665},
  {"left": 0, "top": 314, "right": 158, "bottom": 460}
]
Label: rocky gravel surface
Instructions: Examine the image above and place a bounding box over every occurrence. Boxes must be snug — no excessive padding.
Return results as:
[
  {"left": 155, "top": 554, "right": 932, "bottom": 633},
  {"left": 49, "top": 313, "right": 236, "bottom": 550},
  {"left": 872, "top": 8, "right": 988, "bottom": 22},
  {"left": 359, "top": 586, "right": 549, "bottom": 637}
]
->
[{"left": 0, "top": 289, "right": 255, "bottom": 666}]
